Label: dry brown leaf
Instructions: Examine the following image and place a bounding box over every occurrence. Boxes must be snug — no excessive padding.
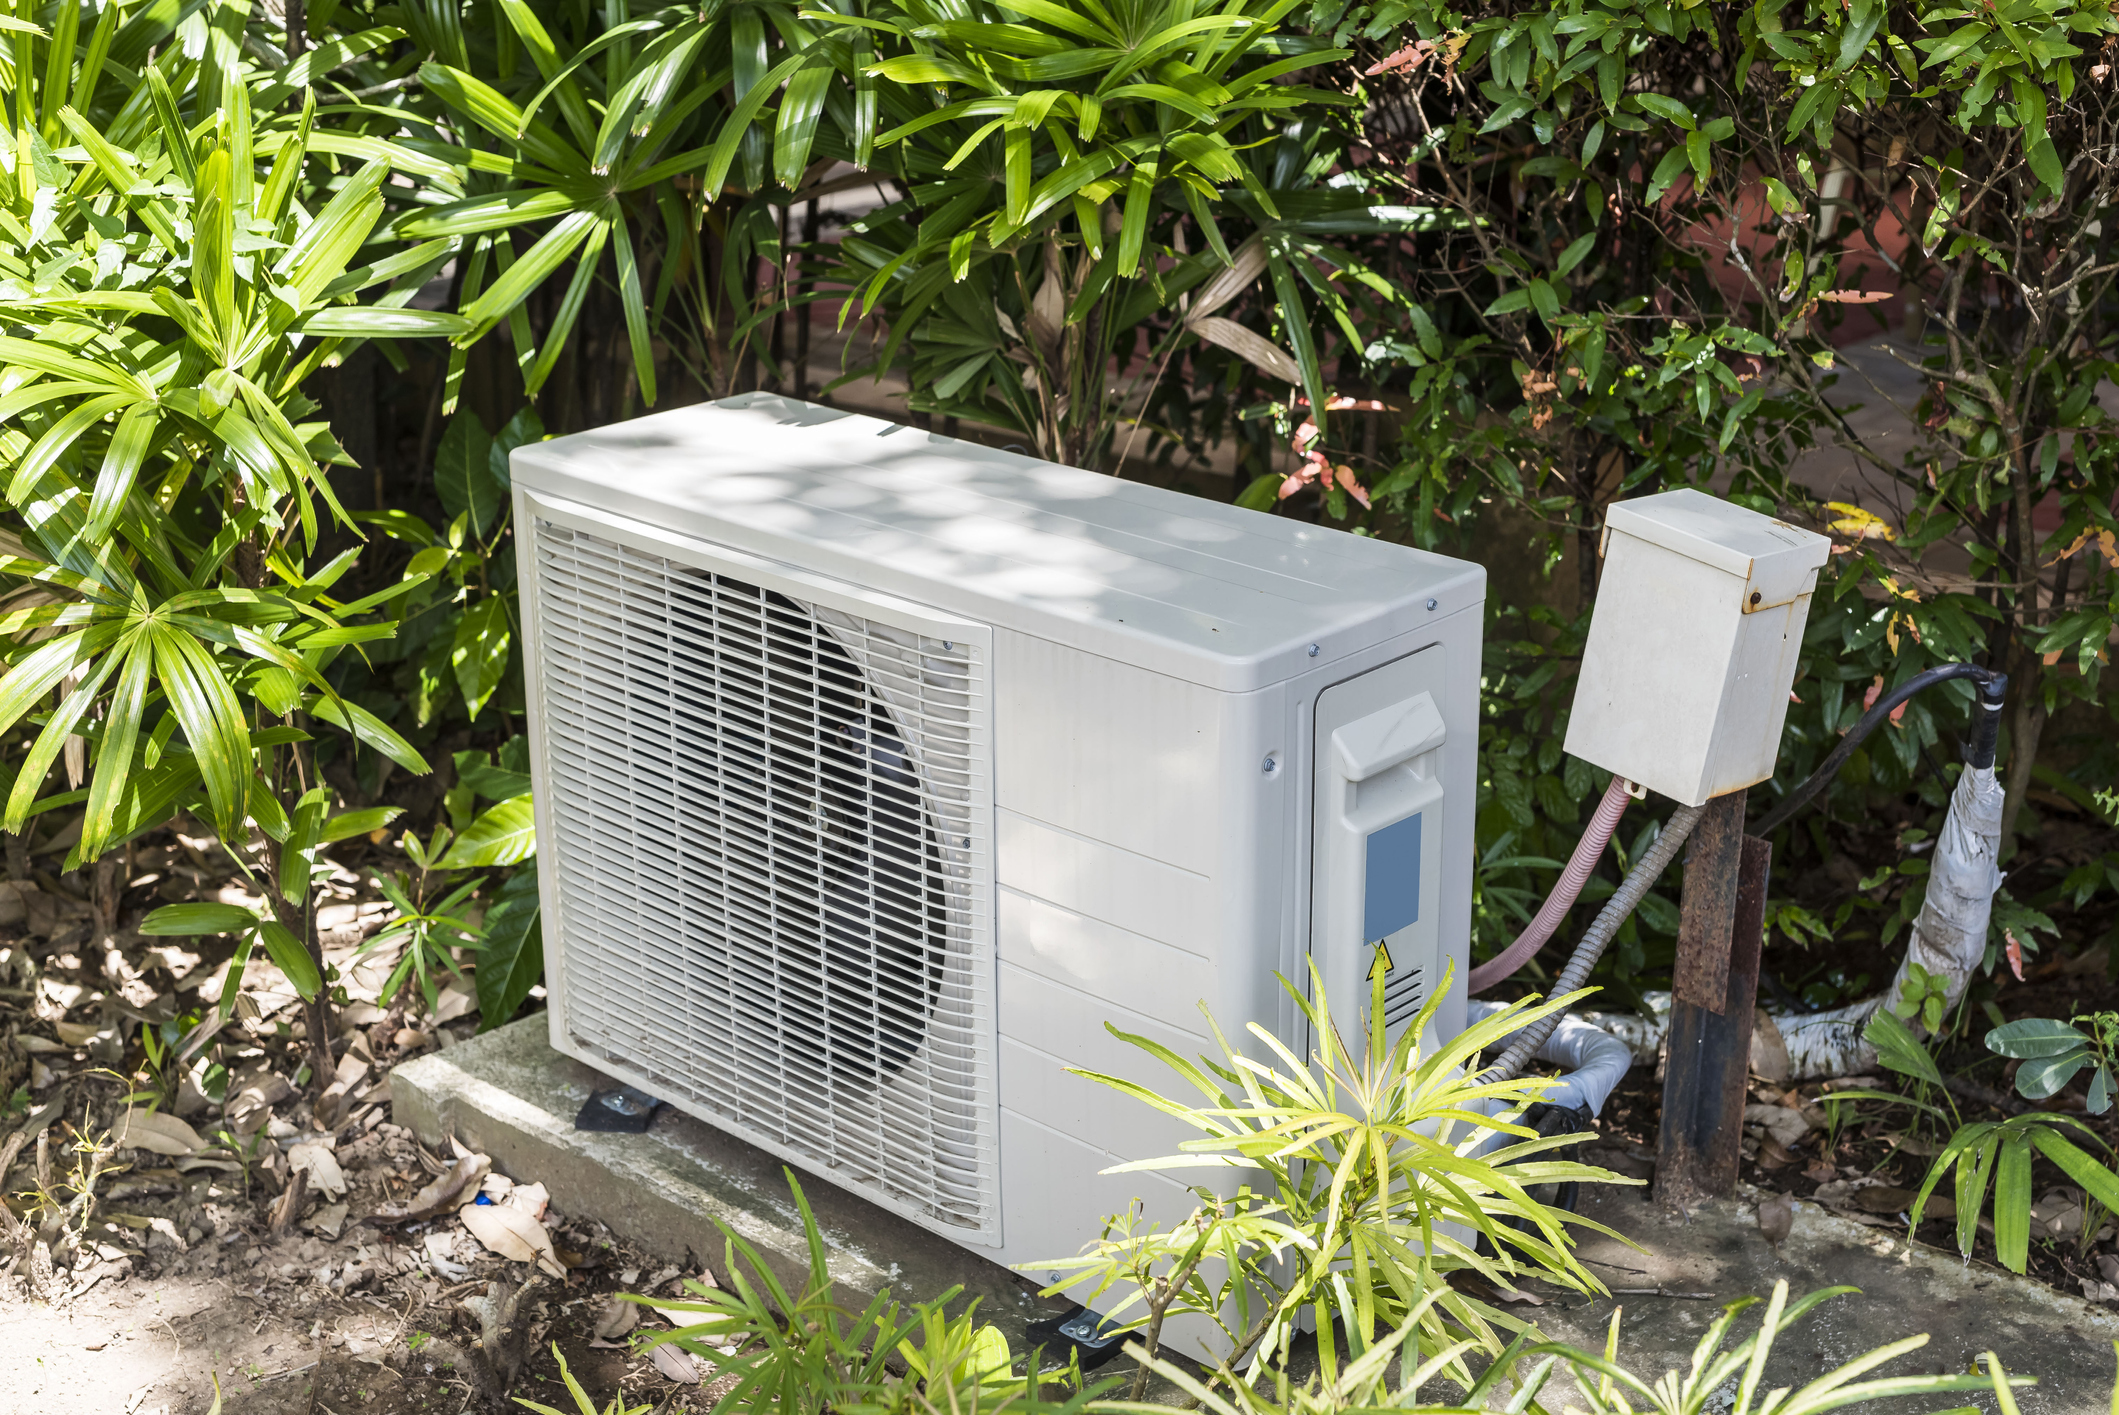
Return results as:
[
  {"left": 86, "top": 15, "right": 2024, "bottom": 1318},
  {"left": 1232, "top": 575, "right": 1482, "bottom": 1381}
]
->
[
  {"left": 505, "top": 1182, "right": 549, "bottom": 1222},
  {"left": 366, "top": 1153, "right": 490, "bottom": 1226},
  {"left": 225, "top": 1072, "right": 293, "bottom": 1134},
  {"left": 112, "top": 1108, "right": 205, "bottom": 1156},
  {"left": 289, "top": 1142, "right": 348, "bottom": 1201},
  {"left": 1185, "top": 316, "right": 1302, "bottom": 384},
  {"left": 594, "top": 1297, "right": 639, "bottom": 1340},
  {"left": 649, "top": 1341, "right": 700, "bottom": 1384},
  {"left": 1854, "top": 1185, "right": 1920, "bottom": 1215},
  {"left": 53, "top": 1020, "right": 103, "bottom": 1046},
  {"left": 1756, "top": 1194, "right": 1793, "bottom": 1251},
  {"left": 458, "top": 1200, "right": 565, "bottom": 1278}
]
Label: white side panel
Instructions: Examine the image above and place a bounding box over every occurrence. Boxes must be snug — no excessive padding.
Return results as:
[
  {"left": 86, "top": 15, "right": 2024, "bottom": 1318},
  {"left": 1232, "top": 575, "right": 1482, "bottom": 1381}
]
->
[
  {"left": 1705, "top": 592, "right": 1812, "bottom": 800},
  {"left": 995, "top": 1107, "right": 1194, "bottom": 1281},
  {"left": 996, "top": 970, "right": 1206, "bottom": 1166},
  {"left": 995, "top": 631, "right": 1220, "bottom": 875},
  {"left": 997, "top": 812, "right": 1215, "bottom": 959},
  {"left": 999, "top": 887, "right": 1219, "bottom": 1017}
]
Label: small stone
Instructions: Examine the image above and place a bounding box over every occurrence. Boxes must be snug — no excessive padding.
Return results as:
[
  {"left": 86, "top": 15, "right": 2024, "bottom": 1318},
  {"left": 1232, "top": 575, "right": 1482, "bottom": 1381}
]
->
[{"left": 1757, "top": 1194, "right": 1793, "bottom": 1252}]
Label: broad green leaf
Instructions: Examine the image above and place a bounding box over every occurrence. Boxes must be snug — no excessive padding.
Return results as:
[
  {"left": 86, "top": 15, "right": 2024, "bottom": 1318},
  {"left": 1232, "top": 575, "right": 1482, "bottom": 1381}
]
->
[
  {"left": 149, "top": 626, "right": 253, "bottom": 844},
  {"left": 488, "top": 406, "right": 545, "bottom": 493},
  {"left": 451, "top": 596, "right": 512, "bottom": 719},
  {"left": 280, "top": 786, "right": 329, "bottom": 904},
  {"left": 142, "top": 902, "right": 259, "bottom": 935},
  {"left": 297, "top": 309, "right": 473, "bottom": 338},
  {"left": 455, "top": 749, "right": 532, "bottom": 802},
  {"left": 439, "top": 796, "right": 536, "bottom": 869},
  {"left": 435, "top": 411, "right": 500, "bottom": 538},
  {"left": 306, "top": 696, "right": 429, "bottom": 774},
  {"left": 1993, "top": 1133, "right": 2032, "bottom": 1272},
  {"left": 79, "top": 633, "right": 154, "bottom": 862},
  {"left": 2030, "top": 1124, "right": 2119, "bottom": 1213},
  {"left": 475, "top": 868, "right": 544, "bottom": 1031},
  {"left": 2013, "top": 1048, "right": 2094, "bottom": 1099},
  {"left": 1985, "top": 1018, "right": 2091, "bottom": 1058},
  {"left": 322, "top": 806, "right": 404, "bottom": 843},
  {"left": 258, "top": 919, "right": 323, "bottom": 1000},
  {"left": 1863, "top": 1007, "right": 1943, "bottom": 1087}
]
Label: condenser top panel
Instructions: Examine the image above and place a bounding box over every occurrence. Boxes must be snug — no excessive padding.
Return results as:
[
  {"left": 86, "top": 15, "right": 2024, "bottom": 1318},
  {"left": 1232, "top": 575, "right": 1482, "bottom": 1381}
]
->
[{"left": 510, "top": 394, "right": 1482, "bottom": 693}]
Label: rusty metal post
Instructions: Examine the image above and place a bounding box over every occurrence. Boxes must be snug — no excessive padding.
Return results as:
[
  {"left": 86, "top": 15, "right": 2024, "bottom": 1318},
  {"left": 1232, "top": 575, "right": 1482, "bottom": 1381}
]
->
[{"left": 1654, "top": 792, "right": 1771, "bottom": 1207}]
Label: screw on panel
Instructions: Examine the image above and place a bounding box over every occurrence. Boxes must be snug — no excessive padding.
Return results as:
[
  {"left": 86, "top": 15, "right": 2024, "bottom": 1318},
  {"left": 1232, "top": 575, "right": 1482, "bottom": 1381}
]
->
[
  {"left": 1426, "top": 598, "right": 1439, "bottom": 611},
  {"left": 1307, "top": 643, "right": 1320, "bottom": 657},
  {"left": 1261, "top": 754, "right": 1280, "bottom": 776}
]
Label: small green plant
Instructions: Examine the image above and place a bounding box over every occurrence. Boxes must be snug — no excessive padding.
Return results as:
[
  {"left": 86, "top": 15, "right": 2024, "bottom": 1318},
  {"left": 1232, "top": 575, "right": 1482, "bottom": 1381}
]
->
[
  {"left": 1038, "top": 965, "right": 1631, "bottom": 1399},
  {"left": 646, "top": 1169, "right": 1031, "bottom": 1413},
  {"left": 356, "top": 826, "right": 485, "bottom": 1017},
  {"left": 645, "top": 1167, "right": 1108, "bottom": 1414},
  {"left": 1098, "top": 1280, "right": 2024, "bottom": 1415},
  {"left": 1891, "top": 961, "right": 1951, "bottom": 1035},
  {"left": 1867, "top": 1005, "right": 2119, "bottom": 1273},
  {"left": 512, "top": 1346, "right": 653, "bottom": 1415},
  {"left": 1988, "top": 1013, "right": 2119, "bottom": 1112},
  {"left": 1861, "top": 1007, "right": 1959, "bottom": 1128}
]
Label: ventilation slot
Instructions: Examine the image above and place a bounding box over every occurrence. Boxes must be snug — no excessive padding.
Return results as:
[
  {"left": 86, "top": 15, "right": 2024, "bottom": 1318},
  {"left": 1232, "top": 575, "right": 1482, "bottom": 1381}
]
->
[
  {"left": 1384, "top": 968, "right": 1426, "bottom": 1033},
  {"left": 532, "top": 523, "right": 998, "bottom": 1238}
]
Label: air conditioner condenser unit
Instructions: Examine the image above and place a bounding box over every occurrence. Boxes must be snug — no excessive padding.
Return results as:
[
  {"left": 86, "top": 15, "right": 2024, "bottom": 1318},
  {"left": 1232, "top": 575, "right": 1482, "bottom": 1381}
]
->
[{"left": 511, "top": 395, "right": 1486, "bottom": 1284}]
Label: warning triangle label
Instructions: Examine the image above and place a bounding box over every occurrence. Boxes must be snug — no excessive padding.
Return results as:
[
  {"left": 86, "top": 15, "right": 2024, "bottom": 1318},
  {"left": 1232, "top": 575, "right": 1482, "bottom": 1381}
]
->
[{"left": 1367, "top": 940, "right": 1395, "bottom": 981}]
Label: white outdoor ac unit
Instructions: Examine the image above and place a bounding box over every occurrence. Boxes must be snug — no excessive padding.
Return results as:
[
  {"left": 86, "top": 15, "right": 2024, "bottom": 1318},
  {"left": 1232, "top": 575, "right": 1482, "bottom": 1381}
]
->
[{"left": 511, "top": 394, "right": 1485, "bottom": 1287}]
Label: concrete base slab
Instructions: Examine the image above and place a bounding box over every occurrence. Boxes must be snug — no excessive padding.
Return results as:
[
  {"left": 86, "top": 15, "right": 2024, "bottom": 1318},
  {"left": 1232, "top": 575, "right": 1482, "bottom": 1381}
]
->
[
  {"left": 394, "top": 1020, "right": 2116, "bottom": 1408},
  {"left": 390, "top": 1017, "right": 1072, "bottom": 1349},
  {"left": 1524, "top": 1182, "right": 2119, "bottom": 1412}
]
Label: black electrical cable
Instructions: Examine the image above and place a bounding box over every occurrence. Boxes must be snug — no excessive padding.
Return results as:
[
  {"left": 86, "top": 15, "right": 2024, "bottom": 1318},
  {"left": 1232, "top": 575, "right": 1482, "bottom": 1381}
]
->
[{"left": 1751, "top": 663, "right": 2008, "bottom": 838}]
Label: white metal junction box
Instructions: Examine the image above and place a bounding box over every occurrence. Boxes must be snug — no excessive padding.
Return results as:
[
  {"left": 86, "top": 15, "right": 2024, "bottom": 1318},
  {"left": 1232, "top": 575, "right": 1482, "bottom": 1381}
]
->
[
  {"left": 1563, "top": 489, "right": 1832, "bottom": 807},
  {"left": 509, "top": 395, "right": 1485, "bottom": 1331}
]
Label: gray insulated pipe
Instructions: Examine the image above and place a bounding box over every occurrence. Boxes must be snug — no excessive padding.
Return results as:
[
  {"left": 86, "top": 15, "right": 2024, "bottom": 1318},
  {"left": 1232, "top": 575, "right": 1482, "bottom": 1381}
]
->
[{"left": 1476, "top": 801, "right": 1704, "bottom": 1086}]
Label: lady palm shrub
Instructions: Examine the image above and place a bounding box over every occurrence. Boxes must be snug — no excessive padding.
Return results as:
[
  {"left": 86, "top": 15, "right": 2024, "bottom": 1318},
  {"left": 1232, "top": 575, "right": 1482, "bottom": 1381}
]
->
[
  {"left": 1038, "top": 967, "right": 1630, "bottom": 1395},
  {"left": 0, "top": 7, "right": 462, "bottom": 1082}
]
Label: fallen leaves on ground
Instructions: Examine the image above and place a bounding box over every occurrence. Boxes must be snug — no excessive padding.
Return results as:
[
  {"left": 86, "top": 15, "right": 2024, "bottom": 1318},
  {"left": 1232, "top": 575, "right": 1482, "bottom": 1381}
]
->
[
  {"left": 458, "top": 1196, "right": 566, "bottom": 1278},
  {"left": 112, "top": 1108, "right": 205, "bottom": 1155}
]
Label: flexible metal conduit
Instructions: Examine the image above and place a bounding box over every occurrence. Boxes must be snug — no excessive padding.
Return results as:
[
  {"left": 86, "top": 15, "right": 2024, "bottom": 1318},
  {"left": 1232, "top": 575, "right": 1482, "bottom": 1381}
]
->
[
  {"left": 1477, "top": 801, "right": 1703, "bottom": 1086},
  {"left": 1474, "top": 662, "right": 2005, "bottom": 1086}
]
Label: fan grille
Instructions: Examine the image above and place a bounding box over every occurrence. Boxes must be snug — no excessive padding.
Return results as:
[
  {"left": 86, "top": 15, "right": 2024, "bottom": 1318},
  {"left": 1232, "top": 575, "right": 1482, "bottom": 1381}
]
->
[{"left": 532, "top": 521, "right": 998, "bottom": 1237}]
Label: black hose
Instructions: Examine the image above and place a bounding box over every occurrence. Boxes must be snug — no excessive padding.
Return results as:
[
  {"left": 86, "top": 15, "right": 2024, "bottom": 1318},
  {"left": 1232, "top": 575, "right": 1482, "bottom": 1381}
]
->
[{"left": 1752, "top": 664, "right": 2007, "bottom": 838}]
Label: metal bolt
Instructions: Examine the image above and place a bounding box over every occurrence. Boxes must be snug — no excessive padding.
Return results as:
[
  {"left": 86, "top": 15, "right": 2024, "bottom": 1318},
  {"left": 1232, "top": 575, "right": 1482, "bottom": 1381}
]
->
[
  {"left": 1307, "top": 643, "right": 1320, "bottom": 657},
  {"left": 1748, "top": 591, "right": 1762, "bottom": 607},
  {"left": 1426, "top": 597, "right": 1439, "bottom": 611},
  {"left": 1261, "top": 754, "right": 1279, "bottom": 775}
]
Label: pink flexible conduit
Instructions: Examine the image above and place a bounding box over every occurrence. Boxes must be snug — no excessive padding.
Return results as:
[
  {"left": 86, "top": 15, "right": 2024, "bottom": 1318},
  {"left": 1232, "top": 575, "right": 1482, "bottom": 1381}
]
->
[{"left": 1466, "top": 774, "right": 1634, "bottom": 995}]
